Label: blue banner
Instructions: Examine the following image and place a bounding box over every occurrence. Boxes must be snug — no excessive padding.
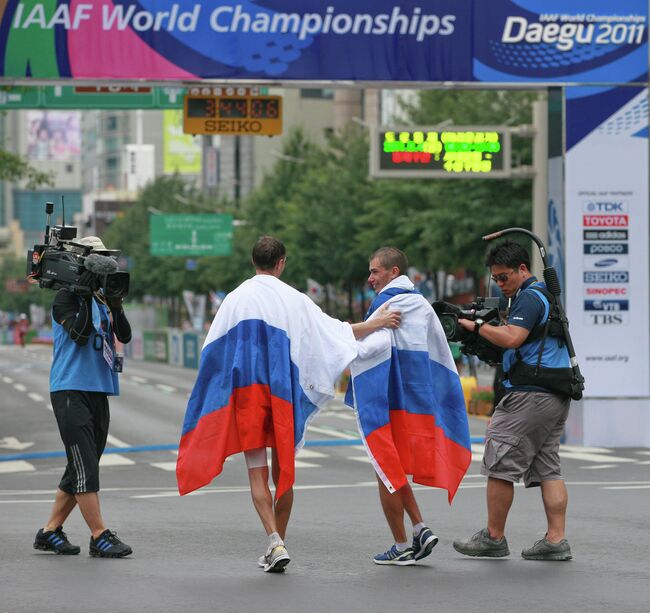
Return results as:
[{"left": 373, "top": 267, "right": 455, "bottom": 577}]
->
[{"left": 0, "top": 1, "right": 646, "bottom": 83}]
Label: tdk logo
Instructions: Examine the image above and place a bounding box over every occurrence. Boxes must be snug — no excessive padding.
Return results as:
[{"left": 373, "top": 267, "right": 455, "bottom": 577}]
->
[{"left": 583, "top": 201, "right": 627, "bottom": 213}]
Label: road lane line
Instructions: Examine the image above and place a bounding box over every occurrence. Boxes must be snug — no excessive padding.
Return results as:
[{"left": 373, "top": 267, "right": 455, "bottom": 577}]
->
[
  {"left": 1, "top": 376, "right": 13, "bottom": 384},
  {"left": 106, "top": 434, "right": 129, "bottom": 448},
  {"left": 99, "top": 454, "right": 135, "bottom": 467},
  {"left": 155, "top": 384, "right": 176, "bottom": 393},
  {"left": 559, "top": 452, "right": 636, "bottom": 463},
  {"left": 0, "top": 461, "right": 35, "bottom": 473},
  {"left": 28, "top": 393, "right": 44, "bottom": 403},
  {"left": 151, "top": 462, "right": 177, "bottom": 472},
  {"left": 130, "top": 376, "right": 148, "bottom": 384},
  {"left": 13, "top": 383, "right": 27, "bottom": 392},
  {"left": 580, "top": 464, "right": 617, "bottom": 470},
  {"left": 602, "top": 485, "right": 650, "bottom": 490}
]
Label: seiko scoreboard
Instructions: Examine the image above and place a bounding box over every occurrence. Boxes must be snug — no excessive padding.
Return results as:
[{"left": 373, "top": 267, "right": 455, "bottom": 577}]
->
[{"left": 183, "top": 86, "right": 282, "bottom": 136}]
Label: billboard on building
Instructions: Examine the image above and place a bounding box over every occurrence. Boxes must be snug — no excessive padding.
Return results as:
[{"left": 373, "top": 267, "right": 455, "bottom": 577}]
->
[
  {"left": 26, "top": 110, "right": 80, "bottom": 161},
  {"left": 163, "top": 110, "right": 201, "bottom": 174}
]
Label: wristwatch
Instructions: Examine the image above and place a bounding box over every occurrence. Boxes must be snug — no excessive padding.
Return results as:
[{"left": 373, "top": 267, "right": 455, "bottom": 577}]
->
[{"left": 473, "top": 318, "right": 485, "bottom": 334}]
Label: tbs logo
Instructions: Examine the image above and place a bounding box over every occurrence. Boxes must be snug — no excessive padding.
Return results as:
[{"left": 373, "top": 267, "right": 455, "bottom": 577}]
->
[{"left": 582, "top": 201, "right": 627, "bottom": 213}]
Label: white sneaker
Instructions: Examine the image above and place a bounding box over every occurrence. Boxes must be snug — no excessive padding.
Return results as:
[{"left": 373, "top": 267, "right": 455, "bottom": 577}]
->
[{"left": 263, "top": 545, "right": 290, "bottom": 573}]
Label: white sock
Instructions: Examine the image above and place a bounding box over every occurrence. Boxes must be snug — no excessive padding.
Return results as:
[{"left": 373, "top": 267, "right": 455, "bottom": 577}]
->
[
  {"left": 413, "top": 522, "right": 426, "bottom": 536},
  {"left": 268, "top": 532, "right": 283, "bottom": 550},
  {"left": 396, "top": 541, "right": 409, "bottom": 552}
]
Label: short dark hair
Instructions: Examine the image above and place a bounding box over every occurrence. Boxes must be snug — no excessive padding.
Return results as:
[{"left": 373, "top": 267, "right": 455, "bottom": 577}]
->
[
  {"left": 252, "top": 235, "right": 286, "bottom": 271},
  {"left": 485, "top": 240, "right": 530, "bottom": 270},
  {"left": 369, "top": 247, "right": 408, "bottom": 275}
]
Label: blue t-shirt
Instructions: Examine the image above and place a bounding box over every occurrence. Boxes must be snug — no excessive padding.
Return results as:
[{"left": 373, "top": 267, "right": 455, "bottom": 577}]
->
[
  {"left": 50, "top": 296, "right": 120, "bottom": 395},
  {"left": 503, "top": 277, "right": 570, "bottom": 392}
]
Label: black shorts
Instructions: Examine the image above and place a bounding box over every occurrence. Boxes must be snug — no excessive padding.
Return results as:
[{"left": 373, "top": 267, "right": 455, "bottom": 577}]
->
[{"left": 51, "top": 391, "right": 110, "bottom": 494}]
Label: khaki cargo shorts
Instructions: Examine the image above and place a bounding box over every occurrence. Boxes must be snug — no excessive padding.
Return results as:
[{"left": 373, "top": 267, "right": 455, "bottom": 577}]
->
[{"left": 481, "top": 391, "right": 571, "bottom": 488}]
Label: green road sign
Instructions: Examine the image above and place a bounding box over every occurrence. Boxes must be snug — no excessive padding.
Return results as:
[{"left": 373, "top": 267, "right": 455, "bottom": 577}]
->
[
  {"left": 0, "top": 86, "right": 185, "bottom": 109},
  {"left": 150, "top": 214, "right": 233, "bottom": 257}
]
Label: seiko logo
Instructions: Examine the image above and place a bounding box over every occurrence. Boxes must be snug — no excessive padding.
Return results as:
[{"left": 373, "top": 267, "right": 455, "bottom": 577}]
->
[
  {"left": 583, "top": 243, "right": 628, "bottom": 255},
  {"left": 583, "top": 271, "right": 629, "bottom": 283}
]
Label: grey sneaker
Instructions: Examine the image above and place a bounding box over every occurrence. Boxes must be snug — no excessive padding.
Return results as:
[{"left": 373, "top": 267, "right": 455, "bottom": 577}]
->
[
  {"left": 521, "top": 537, "right": 572, "bottom": 561},
  {"left": 453, "top": 528, "right": 510, "bottom": 558},
  {"left": 263, "top": 544, "right": 290, "bottom": 573}
]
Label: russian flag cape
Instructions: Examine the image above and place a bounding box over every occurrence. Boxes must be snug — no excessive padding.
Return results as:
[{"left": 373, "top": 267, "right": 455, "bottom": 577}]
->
[
  {"left": 346, "top": 276, "right": 471, "bottom": 503},
  {"left": 177, "top": 274, "right": 358, "bottom": 499}
]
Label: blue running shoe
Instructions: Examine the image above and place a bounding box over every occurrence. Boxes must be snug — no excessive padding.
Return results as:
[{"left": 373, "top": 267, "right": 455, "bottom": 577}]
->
[
  {"left": 412, "top": 526, "right": 439, "bottom": 560},
  {"left": 373, "top": 545, "right": 415, "bottom": 566},
  {"left": 89, "top": 529, "right": 132, "bottom": 558},
  {"left": 33, "top": 526, "right": 80, "bottom": 555}
]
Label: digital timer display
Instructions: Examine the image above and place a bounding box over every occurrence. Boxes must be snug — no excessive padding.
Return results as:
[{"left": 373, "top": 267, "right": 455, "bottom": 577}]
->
[
  {"left": 184, "top": 93, "right": 282, "bottom": 135},
  {"left": 370, "top": 127, "right": 512, "bottom": 179}
]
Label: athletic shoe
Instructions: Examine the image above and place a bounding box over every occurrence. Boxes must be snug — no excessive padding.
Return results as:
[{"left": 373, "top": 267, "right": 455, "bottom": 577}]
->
[
  {"left": 452, "top": 528, "right": 510, "bottom": 558},
  {"left": 373, "top": 545, "right": 416, "bottom": 566},
  {"left": 411, "top": 526, "right": 439, "bottom": 561},
  {"left": 89, "top": 529, "right": 133, "bottom": 558},
  {"left": 263, "top": 545, "right": 290, "bottom": 573},
  {"left": 521, "top": 537, "right": 572, "bottom": 561},
  {"left": 33, "top": 527, "right": 80, "bottom": 555}
]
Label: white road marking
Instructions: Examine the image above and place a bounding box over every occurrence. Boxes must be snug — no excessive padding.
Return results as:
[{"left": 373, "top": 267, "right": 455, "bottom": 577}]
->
[
  {"left": 99, "top": 454, "right": 135, "bottom": 467},
  {"left": 1, "top": 376, "right": 13, "bottom": 384},
  {"left": 294, "top": 460, "right": 319, "bottom": 468},
  {"left": 130, "top": 376, "right": 148, "bottom": 384},
  {"left": 307, "top": 425, "right": 359, "bottom": 440},
  {"left": 602, "top": 485, "right": 650, "bottom": 490},
  {"left": 559, "top": 451, "right": 636, "bottom": 463},
  {"left": 28, "top": 393, "right": 44, "bottom": 403},
  {"left": 0, "top": 461, "right": 35, "bottom": 473},
  {"left": 106, "top": 434, "right": 129, "bottom": 448},
  {"left": 13, "top": 383, "right": 26, "bottom": 392},
  {"left": 347, "top": 455, "right": 371, "bottom": 464},
  {"left": 580, "top": 464, "right": 617, "bottom": 470},
  {"left": 560, "top": 445, "right": 613, "bottom": 454},
  {"left": 46, "top": 404, "right": 53, "bottom": 412},
  {"left": 151, "top": 462, "right": 177, "bottom": 472},
  {"left": 0, "top": 500, "right": 53, "bottom": 504},
  {"left": 635, "top": 451, "right": 650, "bottom": 456},
  {"left": 155, "top": 384, "right": 176, "bottom": 393},
  {"left": 296, "top": 449, "right": 327, "bottom": 459}
]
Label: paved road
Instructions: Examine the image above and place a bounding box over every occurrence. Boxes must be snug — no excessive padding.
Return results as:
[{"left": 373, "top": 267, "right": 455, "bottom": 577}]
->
[{"left": 1, "top": 345, "right": 649, "bottom": 612}]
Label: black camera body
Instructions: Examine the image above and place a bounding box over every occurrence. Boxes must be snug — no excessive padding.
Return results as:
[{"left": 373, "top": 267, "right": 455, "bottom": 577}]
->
[
  {"left": 27, "top": 203, "right": 129, "bottom": 299},
  {"left": 433, "top": 297, "right": 504, "bottom": 364}
]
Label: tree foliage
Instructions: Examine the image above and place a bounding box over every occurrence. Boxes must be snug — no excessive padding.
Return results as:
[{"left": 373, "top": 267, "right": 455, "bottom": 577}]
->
[{"left": 0, "top": 150, "right": 53, "bottom": 189}]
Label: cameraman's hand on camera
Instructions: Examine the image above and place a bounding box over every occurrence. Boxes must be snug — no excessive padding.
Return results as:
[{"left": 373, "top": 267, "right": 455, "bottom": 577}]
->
[{"left": 74, "top": 270, "right": 97, "bottom": 298}]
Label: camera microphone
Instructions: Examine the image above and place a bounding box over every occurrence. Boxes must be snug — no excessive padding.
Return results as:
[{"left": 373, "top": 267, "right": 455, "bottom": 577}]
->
[{"left": 84, "top": 253, "right": 118, "bottom": 275}]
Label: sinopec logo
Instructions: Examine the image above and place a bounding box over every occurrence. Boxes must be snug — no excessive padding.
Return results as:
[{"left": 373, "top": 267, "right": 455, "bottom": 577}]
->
[
  {"left": 583, "top": 271, "right": 629, "bottom": 283},
  {"left": 582, "top": 201, "right": 628, "bottom": 214},
  {"left": 584, "top": 286, "right": 628, "bottom": 297},
  {"left": 583, "top": 215, "right": 628, "bottom": 227},
  {"left": 583, "top": 243, "right": 628, "bottom": 255}
]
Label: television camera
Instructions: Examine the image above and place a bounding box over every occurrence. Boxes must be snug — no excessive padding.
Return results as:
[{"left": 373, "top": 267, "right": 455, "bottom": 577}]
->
[{"left": 26, "top": 201, "right": 129, "bottom": 299}]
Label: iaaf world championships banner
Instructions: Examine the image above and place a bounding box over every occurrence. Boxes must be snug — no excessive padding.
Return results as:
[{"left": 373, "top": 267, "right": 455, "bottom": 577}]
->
[{"left": 0, "top": 0, "right": 647, "bottom": 83}]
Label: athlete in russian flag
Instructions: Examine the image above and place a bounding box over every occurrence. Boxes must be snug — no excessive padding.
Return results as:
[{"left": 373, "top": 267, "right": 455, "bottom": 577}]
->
[
  {"left": 176, "top": 236, "right": 400, "bottom": 572},
  {"left": 346, "top": 247, "right": 472, "bottom": 566}
]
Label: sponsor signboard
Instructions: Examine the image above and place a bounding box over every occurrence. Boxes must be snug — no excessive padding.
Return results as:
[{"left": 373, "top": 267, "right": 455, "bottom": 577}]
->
[
  {"left": 566, "top": 86, "right": 649, "bottom": 397},
  {"left": 0, "top": 1, "right": 646, "bottom": 84}
]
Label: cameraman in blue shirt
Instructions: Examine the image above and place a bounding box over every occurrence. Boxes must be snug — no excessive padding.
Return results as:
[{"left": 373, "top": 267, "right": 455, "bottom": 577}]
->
[
  {"left": 453, "top": 240, "right": 573, "bottom": 561},
  {"left": 33, "top": 236, "right": 133, "bottom": 558}
]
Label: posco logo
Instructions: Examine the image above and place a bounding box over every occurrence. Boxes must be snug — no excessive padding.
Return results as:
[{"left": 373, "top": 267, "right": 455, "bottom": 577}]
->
[
  {"left": 583, "top": 271, "right": 629, "bottom": 283},
  {"left": 583, "top": 243, "right": 628, "bottom": 255},
  {"left": 583, "top": 201, "right": 627, "bottom": 214}
]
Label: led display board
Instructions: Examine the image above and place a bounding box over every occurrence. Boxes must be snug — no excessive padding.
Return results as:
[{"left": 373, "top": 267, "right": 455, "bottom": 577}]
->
[
  {"left": 183, "top": 86, "right": 282, "bottom": 136},
  {"left": 370, "top": 126, "right": 512, "bottom": 179}
]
